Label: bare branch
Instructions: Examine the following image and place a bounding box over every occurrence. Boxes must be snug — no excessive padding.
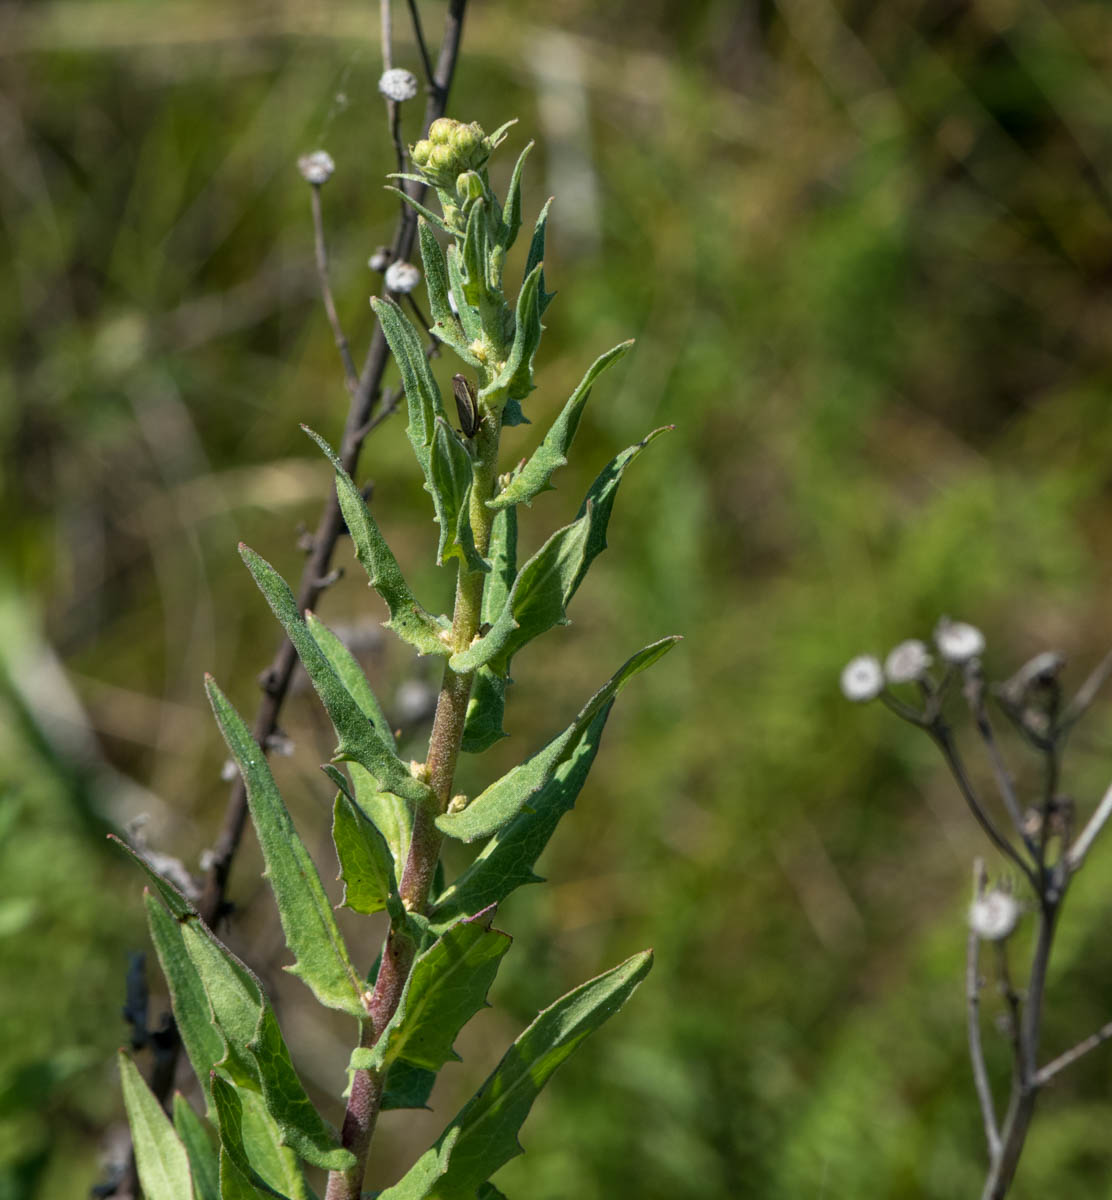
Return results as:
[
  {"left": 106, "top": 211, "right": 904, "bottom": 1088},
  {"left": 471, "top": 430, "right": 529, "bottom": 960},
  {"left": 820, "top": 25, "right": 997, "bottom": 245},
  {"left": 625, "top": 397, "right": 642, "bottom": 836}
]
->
[
  {"left": 407, "top": 0, "right": 436, "bottom": 88},
  {"left": 1065, "top": 777, "right": 1112, "bottom": 873},
  {"left": 929, "top": 720, "right": 1039, "bottom": 890},
  {"left": 964, "top": 668, "right": 1036, "bottom": 857},
  {"left": 1058, "top": 647, "right": 1112, "bottom": 736},
  {"left": 310, "top": 184, "right": 359, "bottom": 393},
  {"left": 1035, "top": 1017, "right": 1112, "bottom": 1087},
  {"left": 967, "top": 859, "right": 1001, "bottom": 1157}
]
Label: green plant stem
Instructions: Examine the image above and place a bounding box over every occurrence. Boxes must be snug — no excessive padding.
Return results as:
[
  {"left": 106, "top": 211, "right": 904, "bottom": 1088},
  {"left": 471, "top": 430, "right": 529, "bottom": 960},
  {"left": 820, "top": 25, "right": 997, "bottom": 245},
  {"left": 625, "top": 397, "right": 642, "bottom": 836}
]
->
[{"left": 326, "top": 409, "right": 502, "bottom": 1200}]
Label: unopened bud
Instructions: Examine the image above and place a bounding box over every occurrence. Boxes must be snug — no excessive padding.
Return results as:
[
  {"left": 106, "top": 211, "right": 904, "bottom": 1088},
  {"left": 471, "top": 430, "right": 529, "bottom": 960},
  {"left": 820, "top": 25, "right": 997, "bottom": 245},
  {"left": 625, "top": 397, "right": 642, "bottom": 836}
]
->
[
  {"left": 297, "top": 150, "right": 335, "bottom": 185},
  {"left": 448, "top": 794, "right": 469, "bottom": 814},
  {"left": 456, "top": 171, "right": 484, "bottom": 205},
  {"left": 411, "top": 139, "right": 432, "bottom": 166},
  {"left": 428, "top": 117, "right": 455, "bottom": 144}
]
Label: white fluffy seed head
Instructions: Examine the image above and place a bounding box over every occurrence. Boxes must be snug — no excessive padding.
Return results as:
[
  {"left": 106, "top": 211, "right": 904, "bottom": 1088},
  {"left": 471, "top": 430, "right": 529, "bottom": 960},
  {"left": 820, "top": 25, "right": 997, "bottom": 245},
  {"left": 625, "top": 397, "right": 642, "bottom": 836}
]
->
[
  {"left": 840, "top": 655, "right": 884, "bottom": 702},
  {"left": 384, "top": 260, "right": 421, "bottom": 294},
  {"left": 378, "top": 68, "right": 419, "bottom": 103},
  {"left": 935, "top": 617, "right": 985, "bottom": 664},
  {"left": 885, "top": 639, "right": 932, "bottom": 684},
  {"left": 297, "top": 150, "right": 335, "bottom": 185},
  {"left": 969, "top": 890, "right": 1021, "bottom": 941},
  {"left": 368, "top": 246, "right": 392, "bottom": 273}
]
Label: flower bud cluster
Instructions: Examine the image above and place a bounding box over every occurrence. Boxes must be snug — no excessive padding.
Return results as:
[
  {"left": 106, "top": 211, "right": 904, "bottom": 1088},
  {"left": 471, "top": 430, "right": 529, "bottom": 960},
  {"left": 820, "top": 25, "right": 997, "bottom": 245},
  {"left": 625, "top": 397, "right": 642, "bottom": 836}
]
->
[{"left": 411, "top": 119, "right": 492, "bottom": 188}]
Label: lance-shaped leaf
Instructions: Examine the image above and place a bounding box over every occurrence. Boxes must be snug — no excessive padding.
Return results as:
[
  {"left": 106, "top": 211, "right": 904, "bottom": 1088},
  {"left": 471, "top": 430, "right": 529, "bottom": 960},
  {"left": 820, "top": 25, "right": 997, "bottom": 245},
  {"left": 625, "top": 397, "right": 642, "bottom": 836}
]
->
[
  {"left": 439, "top": 638, "right": 679, "bottom": 843},
  {"left": 349, "top": 909, "right": 510, "bottom": 1078},
  {"left": 430, "top": 418, "right": 488, "bottom": 573},
  {"left": 383, "top": 184, "right": 453, "bottom": 234},
  {"left": 446, "top": 244, "right": 482, "bottom": 344},
  {"left": 118, "top": 1051, "right": 194, "bottom": 1200},
  {"left": 450, "top": 430, "right": 671, "bottom": 676},
  {"left": 211, "top": 1075, "right": 292, "bottom": 1200},
  {"left": 333, "top": 789, "right": 396, "bottom": 915},
  {"left": 524, "top": 197, "right": 556, "bottom": 316},
  {"left": 499, "top": 142, "right": 534, "bottom": 251},
  {"left": 432, "top": 704, "right": 611, "bottom": 929},
  {"left": 325, "top": 763, "right": 413, "bottom": 881},
  {"left": 239, "top": 544, "right": 435, "bottom": 806},
  {"left": 371, "top": 296, "right": 453, "bottom": 492},
  {"left": 462, "top": 508, "right": 517, "bottom": 753},
  {"left": 378, "top": 951, "right": 653, "bottom": 1200},
  {"left": 460, "top": 198, "right": 492, "bottom": 309},
  {"left": 306, "top": 613, "right": 393, "bottom": 744},
  {"left": 164, "top": 911, "right": 355, "bottom": 1172},
  {"left": 174, "top": 1095, "right": 221, "bottom": 1200},
  {"left": 418, "top": 220, "right": 479, "bottom": 366},
  {"left": 146, "top": 893, "right": 226, "bottom": 1109},
  {"left": 206, "top": 676, "right": 364, "bottom": 1018},
  {"left": 304, "top": 428, "right": 451, "bottom": 657},
  {"left": 488, "top": 342, "right": 634, "bottom": 510},
  {"left": 481, "top": 262, "right": 543, "bottom": 406}
]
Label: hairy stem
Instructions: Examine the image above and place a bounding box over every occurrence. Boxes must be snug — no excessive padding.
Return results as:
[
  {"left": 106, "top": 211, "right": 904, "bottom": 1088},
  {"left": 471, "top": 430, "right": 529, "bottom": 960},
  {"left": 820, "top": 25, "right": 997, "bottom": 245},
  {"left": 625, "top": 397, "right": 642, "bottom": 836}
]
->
[{"left": 326, "top": 364, "right": 502, "bottom": 1200}]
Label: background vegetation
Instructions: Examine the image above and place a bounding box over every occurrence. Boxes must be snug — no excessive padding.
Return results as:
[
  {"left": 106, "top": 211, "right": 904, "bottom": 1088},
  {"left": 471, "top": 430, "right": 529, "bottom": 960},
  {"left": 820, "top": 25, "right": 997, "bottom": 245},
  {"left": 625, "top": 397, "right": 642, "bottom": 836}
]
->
[{"left": 3, "top": 1, "right": 1112, "bottom": 1196}]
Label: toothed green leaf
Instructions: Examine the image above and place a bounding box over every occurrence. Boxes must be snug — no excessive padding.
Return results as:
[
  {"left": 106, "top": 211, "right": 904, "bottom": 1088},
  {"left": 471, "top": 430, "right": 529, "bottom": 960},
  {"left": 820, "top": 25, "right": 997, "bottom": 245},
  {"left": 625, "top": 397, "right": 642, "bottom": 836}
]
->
[
  {"left": 171, "top": 916, "right": 354, "bottom": 1172},
  {"left": 446, "top": 244, "right": 482, "bottom": 343},
  {"left": 303, "top": 427, "right": 451, "bottom": 658},
  {"left": 450, "top": 430, "right": 671, "bottom": 676},
  {"left": 306, "top": 613, "right": 393, "bottom": 744},
  {"left": 146, "top": 893, "right": 225, "bottom": 1110},
  {"left": 418, "top": 220, "right": 479, "bottom": 365},
  {"left": 432, "top": 704, "right": 611, "bottom": 928},
  {"left": 439, "top": 638, "right": 679, "bottom": 842},
  {"left": 524, "top": 197, "right": 556, "bottom": 315},
  {"left": 239, "top": 544, "right": 436, "bottom": 805},
  {"left": 488, "top": 342, "right": 634, "bottom": 510},
  {"left": 500, "top": 142, "right": 534, "bottom": 251},
  {"left": 378, "top": 951, "right": 653, "bottom": 1200},
  {"left": 460, "top": 198, "right": 491, "bottom": 309},
  {"left": 325, "top": 763, "right": 413, "bottom": 881},
  {"left": 482, "top": 262, "right": 543, "bottom": 406},
  {"left": 370, "top": 294, "right": 451, "bottom": 481},
  {"left": 247, "top": 1007, "right": 353, "bottom": 1174},
  {"left": 430, "top": 417, "right": 488, "bottom": 573},
  {"left": 349, "top": 910, "right": 510, "bottom": 1078},
  {"left": 173, "top": 1095, "right": 220, "bottom": 1200},
  {"left": 211, "top": 1075, "right": 292, "bottom": 1200},
  {"left": 332, "top": 790, "right": 396, "bottom": 915},
  {"left": 205, "top": 677, "right": 364, "bottom": 1017},
  {"left": 118, "top": 1051, "right": 194, "bottom": 1200}
]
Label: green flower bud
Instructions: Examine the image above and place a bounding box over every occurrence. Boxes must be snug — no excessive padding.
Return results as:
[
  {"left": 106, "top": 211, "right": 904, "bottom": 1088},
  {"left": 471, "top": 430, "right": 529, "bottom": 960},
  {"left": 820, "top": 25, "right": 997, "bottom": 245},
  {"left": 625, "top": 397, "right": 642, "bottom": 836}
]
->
[
  {"left": 456, "top": 171, "right": 484, "bottom": 205},
  {"left": 428, "top": 117, "right": 456, "bottom": 145},
  {"left": 411, "top": 139, "right": 432, "bottom": 166},
  {"left": 450, "top": 122, "right": 483, "bottom": 162},
  {"left": 428, "top": 143, "right": 456, "bottom": 173}
]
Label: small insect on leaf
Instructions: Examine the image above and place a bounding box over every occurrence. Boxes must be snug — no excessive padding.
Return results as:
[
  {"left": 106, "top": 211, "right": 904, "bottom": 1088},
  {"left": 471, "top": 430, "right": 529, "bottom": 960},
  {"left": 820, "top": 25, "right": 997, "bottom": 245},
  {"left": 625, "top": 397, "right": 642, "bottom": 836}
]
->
[{"left": 453, "top": 373, "right": 481, "bottom": 439}]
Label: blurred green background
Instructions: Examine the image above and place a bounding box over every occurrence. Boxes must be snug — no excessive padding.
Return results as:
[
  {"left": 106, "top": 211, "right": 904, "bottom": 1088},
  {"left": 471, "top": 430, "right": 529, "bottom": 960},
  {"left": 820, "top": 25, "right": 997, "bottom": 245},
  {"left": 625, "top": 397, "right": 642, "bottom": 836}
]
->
[{"left": 4, "top": 0, "right": 1112, "bottom": 1196}]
